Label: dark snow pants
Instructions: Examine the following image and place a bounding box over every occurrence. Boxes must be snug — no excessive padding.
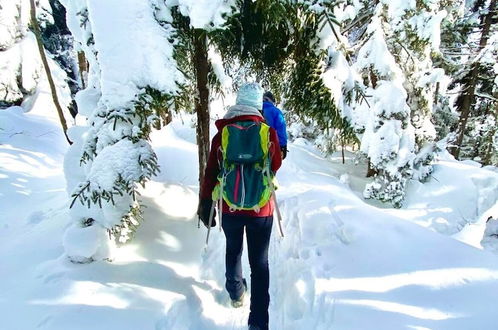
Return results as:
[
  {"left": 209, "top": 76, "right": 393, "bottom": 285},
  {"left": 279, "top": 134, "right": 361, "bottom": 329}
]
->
[{"left": 222, "top": 214, "right": 273, "bottom": 330}]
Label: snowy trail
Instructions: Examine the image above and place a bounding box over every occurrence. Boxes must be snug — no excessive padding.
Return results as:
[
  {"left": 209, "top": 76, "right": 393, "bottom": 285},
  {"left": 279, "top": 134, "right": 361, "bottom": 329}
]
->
[
  {"left": 2, "top": 111, "right": 498, "bottom": 330},
  {"left": 264, "top": 141, "right": 498, "bottom": 330}
]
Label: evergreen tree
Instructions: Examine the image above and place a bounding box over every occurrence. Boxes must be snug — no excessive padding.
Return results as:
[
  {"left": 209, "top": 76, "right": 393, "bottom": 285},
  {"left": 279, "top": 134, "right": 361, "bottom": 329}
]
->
[
  {"left": 450, "top": 0, "right": 497, "bottom": 161},
  {"left": 331, "top": 1, "right": 448, "bottom": 206},
  {"left": 167, "top": 3, "right": 236, "bottom": 187},
  {"left": 213, "top": 0, "right": 357, "bottom": 151},
  {"left": 0, "top": 0, "right": 41, "bottom": 108},
  {"left": 61, "top": 0, "right": 183, "bottom": 262},
  {"left": 61, "top": 0, "right": 237, "bottom": 262}
]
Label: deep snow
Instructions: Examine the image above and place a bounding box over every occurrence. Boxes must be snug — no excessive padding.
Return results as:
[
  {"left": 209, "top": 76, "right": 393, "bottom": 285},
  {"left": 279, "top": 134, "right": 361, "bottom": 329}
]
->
[{"left": 1, "top": 96, "right": 498, "bottom": 329}]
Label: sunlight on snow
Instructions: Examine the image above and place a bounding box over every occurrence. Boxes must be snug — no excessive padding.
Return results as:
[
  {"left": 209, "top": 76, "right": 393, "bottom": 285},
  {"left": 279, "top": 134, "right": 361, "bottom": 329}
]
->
[
  {"left": 315, "top": 268, "right": 498, "bottom": 293},
  {"left": 339, "top": 299, "right": 462, "bottom": 320},
  {"left": 112, "top": 244, "right": 148, "bottom": 262},
  {"left": 31, "top": 281, "right": 130, "bottom": 309},
  {"left": 157, "top": 231, "right": 182, "bottom": 251},
  {"left": 423, "top": 185, "right": 456, "bottom": 197},
  {"left": 156, "top": 260, "right": 200, "bottom": 278},
  {"left": 295, "top": 279, "right": 307, "bottom": 297},
  {"left": 1, "top": 145, "right": 59, "bottom": 177},
  {"left": 142, "top": 182, "right": 197, "bottom": 219},
  {"left": 31, "top": 281, "right": 185, "bottom": 312}
]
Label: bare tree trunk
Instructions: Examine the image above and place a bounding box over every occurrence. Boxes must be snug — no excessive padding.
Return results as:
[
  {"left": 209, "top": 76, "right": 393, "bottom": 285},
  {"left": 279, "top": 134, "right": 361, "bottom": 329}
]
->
[
  {"left": 30, "top": 0, "right": 72, "bottom": 145},
  {"left": 341, "top": 139, "right": 345, "bottom": 164},
  {"left": 434, "top": 82, "right": 440, "bottom": 105},
  {"left": 193, "top": 29, "right": 210, "bottom": 186},
  {"left": 452, "top": 65, "right": 478, "bottom": 158},
  {"left": 366, "top": 160, "right": 377, "bottom": 177},
  {"left": 451, "top": 0, "right": 496, "bottom": 159},
  {"left": 77, "top": 51, "right": 88, "bottom": 89},
  {"left": 484, "top": 104, "right": 498, "bottom": 165},
  {"left": 366, "top": 68, "right": 378, "bottom": 177}
]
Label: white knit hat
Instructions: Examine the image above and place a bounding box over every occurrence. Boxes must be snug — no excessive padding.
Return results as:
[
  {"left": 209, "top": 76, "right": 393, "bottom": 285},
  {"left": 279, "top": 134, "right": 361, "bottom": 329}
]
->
[{"left": 235, "top": 83, "right": 264, "bottom": 110}]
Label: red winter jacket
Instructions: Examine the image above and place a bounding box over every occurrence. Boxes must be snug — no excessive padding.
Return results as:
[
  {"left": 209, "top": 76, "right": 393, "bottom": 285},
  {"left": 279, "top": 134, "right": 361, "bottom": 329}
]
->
[{"left": 200, "top": 114, "right": 282, "bottom": 217}]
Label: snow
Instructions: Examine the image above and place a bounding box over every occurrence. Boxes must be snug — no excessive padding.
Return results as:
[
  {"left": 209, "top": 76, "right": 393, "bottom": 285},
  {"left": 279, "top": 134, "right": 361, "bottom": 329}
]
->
[
  {"left": 2, "top": 79, "right": 498, "bottom": 329},
  {"left": 84, "top": 0, "right": 182, "bottom": 109},
  {"left": 208, "top": 46, "right": 233, "bottom": 91},
  {"left": 356, "top": 16, "right": 402, "bottom": 80},
  {"left": 63, "top": 222, "right": 113, "bottom": 262},
  {"left": 0, "top": 32, "right": 42, "bottom": 104},
  {"left": 59, "top": 0, "right": 190, "bottom": 258},
  {"left": 415, "top": 10, "right": 447, "bottom": 50},
  {"left": 88, "top": 139, "right": 154, "bottom": 191},
  {"left": 172, "top": 0, "right": 235, "bottom": 30},
  {"left": 482, "top": 217, "right": 498, "bottom": 254}
]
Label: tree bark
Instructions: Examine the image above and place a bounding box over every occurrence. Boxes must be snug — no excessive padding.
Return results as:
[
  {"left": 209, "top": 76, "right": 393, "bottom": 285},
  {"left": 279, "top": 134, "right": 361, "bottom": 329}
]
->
[
  {"left": 341, "top": 139, "right": 345, "bottom": 164},
  {"left": 30, "top": 0, "right": 72, "bottom": 145},
  {"left": 451, "top": 0, "right": 496, "bottom": 159},
  {"left": 77, "top": 51, "right": 88, "bottom": 90},
  {"left": 193, "top": 29, "right": 210, "bottom": 186},
  {"left": 366, "top": 160, "right": 377, "bottom": 177}
]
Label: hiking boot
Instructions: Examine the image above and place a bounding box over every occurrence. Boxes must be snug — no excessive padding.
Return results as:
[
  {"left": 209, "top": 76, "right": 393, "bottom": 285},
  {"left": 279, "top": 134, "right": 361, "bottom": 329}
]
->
[
  {"left": 248, "top": 325, "right": 261, "bottom": 330},
  {"left": 231, "top": 278, "right": 247, "bottom": 308},
  {"left": 231, "top": 290, "right": 245, "bottom": 308}
]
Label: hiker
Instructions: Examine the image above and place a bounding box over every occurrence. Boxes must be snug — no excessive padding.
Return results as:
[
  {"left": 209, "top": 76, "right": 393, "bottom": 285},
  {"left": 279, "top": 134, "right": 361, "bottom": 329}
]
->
[
  {"left": 262, "top": 91, "right": 288, "bottom": 159},
  {"left": 198, "top": 83, "right": 282, "bottom": 330}
]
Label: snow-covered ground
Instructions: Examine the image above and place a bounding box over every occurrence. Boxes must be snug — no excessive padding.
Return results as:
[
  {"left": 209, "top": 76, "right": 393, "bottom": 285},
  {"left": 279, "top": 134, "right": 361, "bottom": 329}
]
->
[{"left": 2, "top": 92, "right": 498, "bottom": 329}]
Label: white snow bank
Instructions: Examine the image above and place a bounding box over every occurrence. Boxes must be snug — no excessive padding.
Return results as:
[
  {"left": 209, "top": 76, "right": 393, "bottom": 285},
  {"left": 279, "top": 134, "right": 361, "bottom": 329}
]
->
[
  {"left": 389, "top": 159, "right": 498, "bottom": 241},
  {"left": 63, "top": 222, "right": 114, "bottom": 262}
]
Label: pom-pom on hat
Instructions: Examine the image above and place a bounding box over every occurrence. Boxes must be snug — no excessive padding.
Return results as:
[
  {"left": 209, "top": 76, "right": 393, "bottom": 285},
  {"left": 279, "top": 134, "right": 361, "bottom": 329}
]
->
[{"left": 236, "top": 83, "right": 264, "bottom": 110}]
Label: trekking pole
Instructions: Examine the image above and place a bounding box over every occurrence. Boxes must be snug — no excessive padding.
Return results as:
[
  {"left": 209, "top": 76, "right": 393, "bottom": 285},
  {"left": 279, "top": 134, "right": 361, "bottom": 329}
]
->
[
  {"left": 204, "top": 202, "right": 216, "bottom": 247},
  {"left": 272, "top": 190, "right": 285, "bottom": 238},
  {"left": 266, "top": 170, "right": 284, "bottom": 238}
]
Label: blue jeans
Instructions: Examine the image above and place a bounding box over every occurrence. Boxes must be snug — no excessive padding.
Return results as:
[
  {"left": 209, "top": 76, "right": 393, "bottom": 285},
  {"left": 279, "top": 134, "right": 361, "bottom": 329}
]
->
[{"left": 222, "top": 214, "right": 273, "bottom": 330}]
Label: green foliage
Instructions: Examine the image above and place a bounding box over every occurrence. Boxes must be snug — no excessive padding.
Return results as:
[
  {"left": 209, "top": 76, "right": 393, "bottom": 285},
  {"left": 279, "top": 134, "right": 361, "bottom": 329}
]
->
[
  {"left": 211, "top": 0, "right": 294, "bottom": 82},
  {"left": 108, "top": 203, "right": 145, "bottom": 244},
  {"left": 169, "top": 6, "right": 232, "bottom": 108},
  {"left": 134, "top": 87, "right": 176, "bottom": 132},
  {"left": 212, "top": 1, "right": 357, "bottom": 144}
]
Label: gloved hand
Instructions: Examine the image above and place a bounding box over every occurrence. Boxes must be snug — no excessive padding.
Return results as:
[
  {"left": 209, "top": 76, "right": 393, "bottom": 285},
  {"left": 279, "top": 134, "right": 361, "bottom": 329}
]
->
[
  {"left": 197, "top": 199, "right": 216, "bottom": 228},
  {"left": 280, "top": 146, "right": 288, "bottom": 160}
]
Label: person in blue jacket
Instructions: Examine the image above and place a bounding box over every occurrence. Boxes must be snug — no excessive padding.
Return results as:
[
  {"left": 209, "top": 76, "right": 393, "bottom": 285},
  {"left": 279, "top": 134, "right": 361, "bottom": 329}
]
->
[{"left": 262, "top": 91, "right": 288, "bottom": 159}]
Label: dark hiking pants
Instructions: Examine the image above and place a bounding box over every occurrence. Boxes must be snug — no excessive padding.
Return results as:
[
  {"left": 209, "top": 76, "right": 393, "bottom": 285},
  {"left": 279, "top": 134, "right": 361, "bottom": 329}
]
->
[{"left": 222, "top": 214, "right": 273, "bottom": 330}]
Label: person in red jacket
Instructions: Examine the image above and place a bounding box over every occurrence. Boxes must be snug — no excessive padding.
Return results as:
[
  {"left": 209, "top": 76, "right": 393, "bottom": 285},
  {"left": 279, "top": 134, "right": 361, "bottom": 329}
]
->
[{"left": 198, "top": 83, "right": 282, "bottom": 330}]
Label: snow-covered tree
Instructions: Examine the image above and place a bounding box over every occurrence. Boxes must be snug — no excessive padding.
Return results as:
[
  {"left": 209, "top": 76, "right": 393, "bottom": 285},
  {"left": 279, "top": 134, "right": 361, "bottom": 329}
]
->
[
  {"left": 168, "top": 1, "right": 236, "bottom": 185},
  {"left": 213, "top": 1, "right": 358, "bottom": 152},
  {"left": 317, "top": 0, "right": 450, "bottom": 207},
  {"left": 61, "top": 0, "right": 237, "bottom": 262},
  {"left": 450, "top": 0, "right": 497, "bottom": 161},
  {"left": 353, "top": 10, "right": 416, "bottom": 207},
  {"left": 61, "top": 0, "right": 184, "bottom": 262},
  {"left": 0, "top": 0, "right": 41, "bottom": 107}
]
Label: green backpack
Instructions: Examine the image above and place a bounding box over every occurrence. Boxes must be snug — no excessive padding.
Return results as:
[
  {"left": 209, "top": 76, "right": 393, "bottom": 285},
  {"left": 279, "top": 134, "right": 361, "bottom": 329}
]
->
[{"left": 212, "top": 121, "right": 273, "bottom": 211}]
